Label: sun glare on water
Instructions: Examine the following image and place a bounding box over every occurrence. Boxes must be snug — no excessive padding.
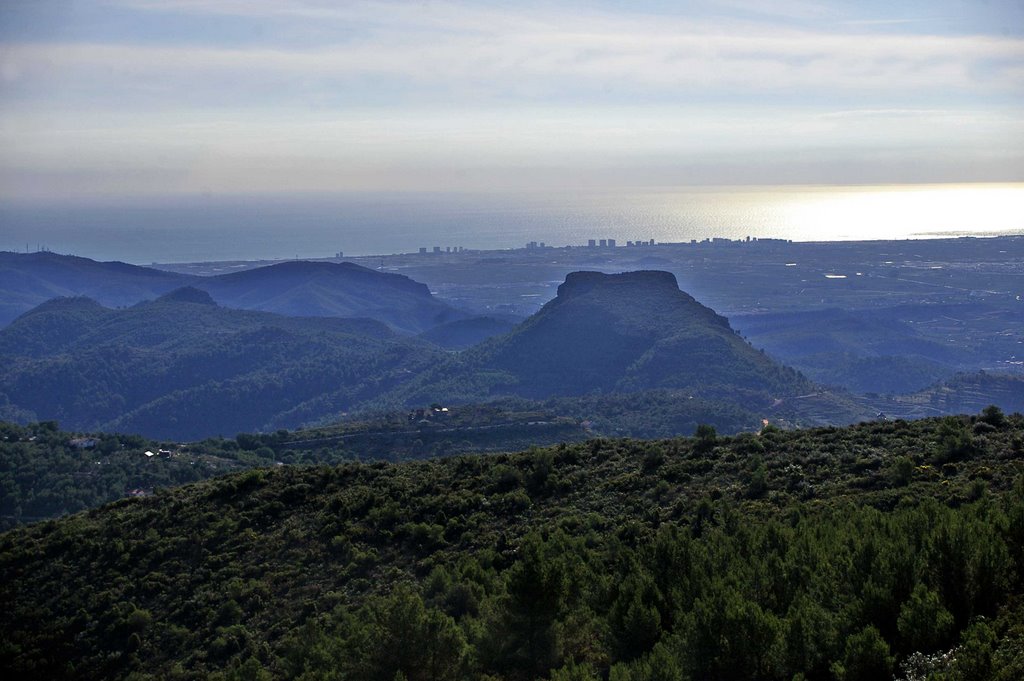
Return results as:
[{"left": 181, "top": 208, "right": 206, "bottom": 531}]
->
[{"left": 773, "top": 184, "right": 1024, "bottom": 242}]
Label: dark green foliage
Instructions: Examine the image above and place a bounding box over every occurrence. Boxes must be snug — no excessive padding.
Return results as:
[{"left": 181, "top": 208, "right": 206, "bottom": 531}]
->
[
  {"left": 494, "top": 533, "right": 570, "bottom": 675},
  {"left": 897, "top": 583, "right": 954, "bottom": 651},
  {"left": 935, "top": 417, "right": 979, "bottom": 463},
  {"left": 833, "top": 626, "right": 894, "bottom": 681},
  {"left": 948, "top": 619, "right": 999, "bottom": 681},
  {"left": 980, "top": 404, "right": 1008, "bottom": 429},
  {"left": 693, "top": 423, "right": 717, "bottom": 453},
  {"left": 277, "top": 586, "right": 469, "bottom": 680},
  {"left": 0, "top": 421, "right": 247, "bottom": 531},
  {"left": 890, "top": 455, "right": 916, "bottom": 486},
  {"left": 746, "top": 456, "right": 770, "bottom": 498},
  {"left": 1, "top": 412, "right": 1024, "bottom": 679}
]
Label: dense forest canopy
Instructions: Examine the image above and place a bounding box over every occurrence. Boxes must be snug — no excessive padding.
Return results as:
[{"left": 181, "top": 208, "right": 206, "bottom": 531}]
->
[{"left": 2, "top": 409, "right": 1023, "bottom": 679}]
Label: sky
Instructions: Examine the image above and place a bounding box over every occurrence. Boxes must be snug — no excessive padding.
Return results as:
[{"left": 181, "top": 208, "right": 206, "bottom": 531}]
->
[{"left": 0, "top": 0, "right": 1022, "bottom": 200}]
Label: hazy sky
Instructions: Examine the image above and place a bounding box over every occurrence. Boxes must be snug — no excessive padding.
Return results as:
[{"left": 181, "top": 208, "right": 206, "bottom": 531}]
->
[{"left": 1, "top": 0, "right": 1022, "bottom": 199}]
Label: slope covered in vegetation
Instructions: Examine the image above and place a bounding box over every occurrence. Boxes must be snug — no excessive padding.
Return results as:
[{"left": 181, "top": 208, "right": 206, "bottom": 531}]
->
[
  {"left": 0, "top": 290, "right": 443, "bottom": 439},
  {"left": 2, "top": 410, "right": 1023, "bottom": 680},
  {"left": 0, "top": 421, "right": 265, "bottom": 532},
  {"left": 0, "top": 390, "right": 782, "bottom": 532}
]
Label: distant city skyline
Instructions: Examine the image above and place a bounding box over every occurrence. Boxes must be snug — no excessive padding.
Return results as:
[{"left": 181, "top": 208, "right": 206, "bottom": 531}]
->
[{"left": 1, "top": 0, "right": 1022, "bottom": 200}]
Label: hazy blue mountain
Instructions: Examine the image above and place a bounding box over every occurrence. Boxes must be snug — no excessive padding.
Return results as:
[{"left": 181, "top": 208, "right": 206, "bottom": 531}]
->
[
  {"left": 396, "top": 271, "right": 813, "bottom": 407},
  {"left": 0, "top": 288, "right": 441, "bottom": 440},
  {"left": 0, "top": 296, "right": 113, "bottom": 358},
  {"left": 0, "top": 251, "right": 192, "bottom": 326},
  {"left": 197, "top": 260, "right": 468, "bottom": 334},
  {"left": 0, "top": 253, "right": 467, "bottom": 335},
  {"left": 0, "top": 271, "right": 853, "bottom": 441}
]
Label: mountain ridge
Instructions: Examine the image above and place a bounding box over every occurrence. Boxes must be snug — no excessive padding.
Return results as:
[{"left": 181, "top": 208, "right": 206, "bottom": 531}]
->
[
  {"left": 0, "top": 294, "right": 442, "bottom": 439},
  {"left": 0, "top": 252, "right": 466, "bottom": 335},
  {"left": 0, "top": 269, "right": 822, "bottom": 439}
]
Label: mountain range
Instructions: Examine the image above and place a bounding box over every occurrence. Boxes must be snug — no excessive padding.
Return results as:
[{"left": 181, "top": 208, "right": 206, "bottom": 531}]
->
[
  {"left": 0, "top": 288, "right": 444, "bottom": 440},
  {"left": 2, "top": 246, "right": 1022, "bottom": 681},
  {"left": 0, "top": 251, "right": 465, "bottom": 334},
  {"left": 0, "top": 270, "right": 821, "bottom": 439},
  {"left": 2, "top": 252, "right": 1021, "bottom": 441}
]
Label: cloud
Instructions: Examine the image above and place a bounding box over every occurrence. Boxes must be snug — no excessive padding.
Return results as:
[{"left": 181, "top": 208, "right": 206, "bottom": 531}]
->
[
  {"left": 0, "top": 0, "right": 1021, "bottom": 196},
  {"left": 2, "top": 1, "right": 1022, "bottom": 108},
  {"left": 2, "top": 103, "right": 1020, "bottom": 197},
  {"left": 1, "top": 30, "right": 1021, "bottom": 111}
]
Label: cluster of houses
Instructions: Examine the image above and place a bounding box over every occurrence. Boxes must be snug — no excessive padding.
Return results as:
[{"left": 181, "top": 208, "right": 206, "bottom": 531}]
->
[
  {"left": 68, "top": 437, "right": 178, "bottom": 459},
  {"left": 408, "top": 405, "right": 450, "bottom": 426},
  {"left": 67, "top": 437, "right": 174, "bottom": 499}
]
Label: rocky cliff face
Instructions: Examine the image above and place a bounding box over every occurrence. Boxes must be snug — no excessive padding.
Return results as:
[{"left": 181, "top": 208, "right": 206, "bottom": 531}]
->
[{"left": 555, "top": 270, "right": 681, "bottom": 298}]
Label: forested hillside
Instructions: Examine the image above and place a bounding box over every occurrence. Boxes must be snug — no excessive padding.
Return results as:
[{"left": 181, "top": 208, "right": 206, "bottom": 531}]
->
[
  {"left": 0, "top": 392, "right": 806, "bottom": 531},
  {"left": 2, "top": 410, "right": 1022, "bottom": 680},
  {"left": 0, "top": 289, "right": 443, "bottom": 439}
]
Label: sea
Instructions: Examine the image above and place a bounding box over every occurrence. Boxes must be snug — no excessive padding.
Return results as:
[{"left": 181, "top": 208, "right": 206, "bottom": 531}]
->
[{"left": 1, "top": 183, "right": 1022, "bottom": 265}]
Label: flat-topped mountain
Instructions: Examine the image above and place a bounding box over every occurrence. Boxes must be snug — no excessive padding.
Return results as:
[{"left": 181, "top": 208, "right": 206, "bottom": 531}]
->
[
  {"left": 0, "top": 252, "right": 465, "bottom": 335},
  {"left": 398, "top": 270, "right": 812, "bottom": 406},
  {"left": 0, "top": 290, "right": 442, "bottom": 439}
]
